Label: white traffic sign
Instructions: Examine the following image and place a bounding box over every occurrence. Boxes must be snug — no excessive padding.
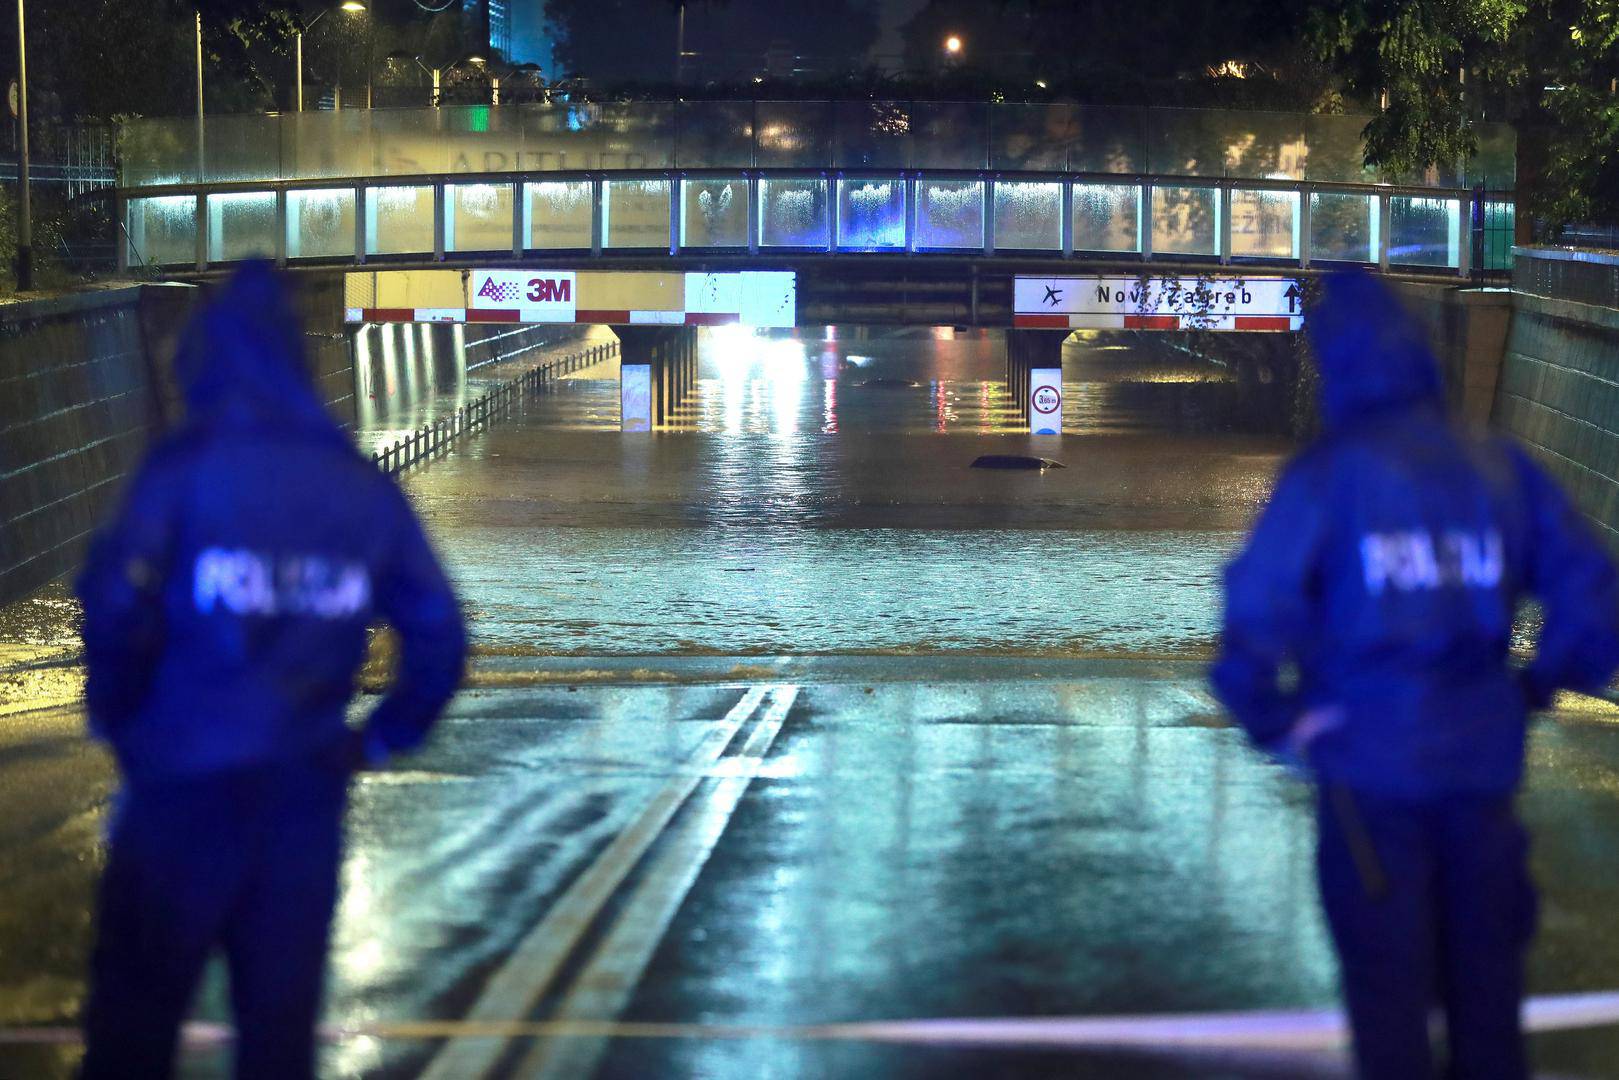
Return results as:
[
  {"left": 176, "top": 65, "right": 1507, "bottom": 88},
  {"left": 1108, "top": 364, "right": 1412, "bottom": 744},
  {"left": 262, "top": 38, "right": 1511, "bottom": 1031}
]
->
[
  {"left": 469, "top": 270, "right": 578, "bottom": 322},
  {"left": 621, "top": 363, "right": 652, "bottom": 432},
  {"left": 1029, "top": 368, "right": 1062, "bottom": 435},
  {"left": 1014, "top": 275, "right": 1304, "bottom": 331}
]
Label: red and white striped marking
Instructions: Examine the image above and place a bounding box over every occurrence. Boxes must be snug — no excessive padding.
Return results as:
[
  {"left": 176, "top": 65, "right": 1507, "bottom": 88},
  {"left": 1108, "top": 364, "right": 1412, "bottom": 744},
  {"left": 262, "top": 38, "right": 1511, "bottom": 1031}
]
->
[
  {"left": 347, "top": 308, "right": 744, "bottom": 327},
  {"left": 1013, "top": 312, "right": 1303, "bottom": 331}
]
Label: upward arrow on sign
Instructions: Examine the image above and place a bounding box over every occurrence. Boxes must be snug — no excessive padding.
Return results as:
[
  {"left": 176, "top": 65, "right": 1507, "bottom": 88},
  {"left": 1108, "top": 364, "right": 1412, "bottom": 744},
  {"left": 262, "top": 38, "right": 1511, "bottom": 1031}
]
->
[{"left": 1283, "top": 284, "right": 1302, "bottom": 313}]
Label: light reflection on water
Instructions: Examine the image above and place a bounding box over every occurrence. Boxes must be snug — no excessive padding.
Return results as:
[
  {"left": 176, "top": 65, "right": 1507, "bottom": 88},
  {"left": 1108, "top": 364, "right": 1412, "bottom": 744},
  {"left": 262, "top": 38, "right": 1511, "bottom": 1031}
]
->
[{"left": 400, "top": 328, "right": 1294, "bottom": 660}]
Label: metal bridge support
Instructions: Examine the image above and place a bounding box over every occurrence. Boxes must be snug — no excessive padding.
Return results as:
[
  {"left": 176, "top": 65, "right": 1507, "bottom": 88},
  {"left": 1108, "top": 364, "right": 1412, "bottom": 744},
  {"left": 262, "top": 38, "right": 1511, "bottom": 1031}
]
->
[
  {"left": 1006, "top": 329, "right": 1068, "bottom": 431},
  {"left": 615, "top": 326, "right": 698, "bottom": 431}
]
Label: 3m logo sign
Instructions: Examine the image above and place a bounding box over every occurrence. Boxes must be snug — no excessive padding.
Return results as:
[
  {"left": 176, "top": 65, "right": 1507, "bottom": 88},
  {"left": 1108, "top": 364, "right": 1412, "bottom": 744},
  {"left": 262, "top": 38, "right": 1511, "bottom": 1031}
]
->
[
  {"left": 469, "top": 271, "right": 577, "bottom": 321},
  {"left": 476, "top": 278, "right": 521, "bottom": 302},
  {"left": 526, "top": 278, "right": 571, "bottom": 303}
]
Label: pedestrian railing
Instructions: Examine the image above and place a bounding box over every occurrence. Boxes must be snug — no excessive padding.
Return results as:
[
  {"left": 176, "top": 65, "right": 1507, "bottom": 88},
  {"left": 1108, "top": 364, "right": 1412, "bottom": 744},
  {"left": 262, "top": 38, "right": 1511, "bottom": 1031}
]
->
[
  {"left": 370, "top": 340, "right": 617, "bottom": 476},
  {"left": 118, "top": 167, "right": 1514, "bottom": 279}
]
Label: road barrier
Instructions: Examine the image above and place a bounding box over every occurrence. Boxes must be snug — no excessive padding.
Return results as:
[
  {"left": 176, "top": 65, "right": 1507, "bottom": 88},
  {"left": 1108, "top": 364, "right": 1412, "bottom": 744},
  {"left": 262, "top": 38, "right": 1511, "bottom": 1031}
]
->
[{"left": 370, "top": 341, "right": 618, "bottom": 477}]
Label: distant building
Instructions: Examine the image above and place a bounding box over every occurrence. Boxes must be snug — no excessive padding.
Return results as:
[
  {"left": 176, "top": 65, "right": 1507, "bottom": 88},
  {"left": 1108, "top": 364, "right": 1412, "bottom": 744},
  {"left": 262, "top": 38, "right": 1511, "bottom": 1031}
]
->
[
  {"left": 506, "top": 0, "right": 555, "bottom": 71},
  {"left": 462, "top": 0, "right": 511, "bottom": 59}
]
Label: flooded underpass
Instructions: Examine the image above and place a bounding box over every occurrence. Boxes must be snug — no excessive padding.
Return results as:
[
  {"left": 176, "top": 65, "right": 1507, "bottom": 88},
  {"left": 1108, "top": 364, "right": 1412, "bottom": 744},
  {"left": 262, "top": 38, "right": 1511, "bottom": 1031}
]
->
[{"left": 5, "top": 327, "right": 1619, "bottom": 1078}]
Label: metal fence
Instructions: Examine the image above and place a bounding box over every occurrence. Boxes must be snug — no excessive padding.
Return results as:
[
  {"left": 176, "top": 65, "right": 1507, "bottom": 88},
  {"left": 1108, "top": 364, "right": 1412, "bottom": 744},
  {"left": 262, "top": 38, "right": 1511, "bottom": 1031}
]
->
[{"left": 371, "top": 340, "right": 616, "bottom": 475}]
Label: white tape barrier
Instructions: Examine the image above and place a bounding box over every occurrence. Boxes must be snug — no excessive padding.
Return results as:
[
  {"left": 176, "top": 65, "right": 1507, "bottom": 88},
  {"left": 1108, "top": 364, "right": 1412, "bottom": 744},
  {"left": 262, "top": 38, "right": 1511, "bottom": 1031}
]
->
[{"left": 6, "top": 991, "right": 1619, "bottom": 1050}]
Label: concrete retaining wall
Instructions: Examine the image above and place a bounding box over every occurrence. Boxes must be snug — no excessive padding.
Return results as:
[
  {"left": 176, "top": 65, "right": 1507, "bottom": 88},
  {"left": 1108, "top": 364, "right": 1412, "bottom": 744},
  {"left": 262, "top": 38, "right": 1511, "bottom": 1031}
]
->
[
  {"left": 1492, "top": 248, "right": 1619, "bottom": 549},
  {"left": 0, "top": 273, "right": 407, "bottom": 606},
  {"left": 0, "top": 287, "right": 185, "bottom": 604},
  {"left": 1391, "top": 282, "right": 1514, "bottom": 428}
]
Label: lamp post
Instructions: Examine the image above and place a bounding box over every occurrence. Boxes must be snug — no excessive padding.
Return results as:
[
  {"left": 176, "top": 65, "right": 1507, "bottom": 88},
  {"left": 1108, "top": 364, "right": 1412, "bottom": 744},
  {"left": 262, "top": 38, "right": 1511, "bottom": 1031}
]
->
[
  {"left": 15, "top": 0, "right": 29, "bottom": 290},
  {"left": 675, "top": 0, "right": 685, "bottom": 85},
  {"left": 195, "top": 10, "right": 204, "bottom": 181},
  {"left": 390, "top": 53, "right": 487, "bottom": 108},
  {"left": 295, "top": 1, "right": 367, "bottom": 111},
  {"left": 492, "top": 62, "right": 543, "bottom": 106}
]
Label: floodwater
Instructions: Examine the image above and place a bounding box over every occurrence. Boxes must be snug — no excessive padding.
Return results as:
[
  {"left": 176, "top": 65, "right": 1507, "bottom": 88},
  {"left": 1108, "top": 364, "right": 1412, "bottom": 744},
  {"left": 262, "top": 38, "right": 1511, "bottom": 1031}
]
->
[
  {"left": 5, "top": 326, "right": 1619, "bottom": 1080},
  {"left": 405, "top": 327, "right": 1290, "bottom": 662}
]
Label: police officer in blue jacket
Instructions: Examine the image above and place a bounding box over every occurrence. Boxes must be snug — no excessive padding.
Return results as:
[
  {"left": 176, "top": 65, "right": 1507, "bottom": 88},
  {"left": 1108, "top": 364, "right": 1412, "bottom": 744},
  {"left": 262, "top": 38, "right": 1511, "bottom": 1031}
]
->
[
  {"left": 76, "top": 263, "right": 467, "bottom": 1079},
  {"left": 1211, "top": 270, "right": 1619, "bottom": 1079}
]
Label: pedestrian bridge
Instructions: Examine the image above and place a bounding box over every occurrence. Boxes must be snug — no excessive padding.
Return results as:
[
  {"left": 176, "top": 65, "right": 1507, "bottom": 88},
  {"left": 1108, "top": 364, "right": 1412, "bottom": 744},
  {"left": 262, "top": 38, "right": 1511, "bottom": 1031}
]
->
[{"left": 116, "top": 100, "right": 1515, "bottom": 281}]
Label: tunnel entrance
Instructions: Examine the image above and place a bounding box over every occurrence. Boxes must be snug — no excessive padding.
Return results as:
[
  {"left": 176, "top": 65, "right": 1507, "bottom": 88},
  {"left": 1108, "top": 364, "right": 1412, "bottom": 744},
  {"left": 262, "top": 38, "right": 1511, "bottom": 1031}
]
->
[{"left": 350, "top": 320, "right": 1302, "bottom": 440}]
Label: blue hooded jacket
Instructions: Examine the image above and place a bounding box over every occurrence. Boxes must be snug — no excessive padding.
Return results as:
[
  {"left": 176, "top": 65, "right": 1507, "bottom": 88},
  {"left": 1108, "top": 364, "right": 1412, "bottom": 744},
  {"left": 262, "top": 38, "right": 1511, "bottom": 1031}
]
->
[
  {"left": 1210, "top": 271, "right": 1619, "bottom": 797},
  {"left": 76, "top": 263, "right": 466, "bottom": 784}
]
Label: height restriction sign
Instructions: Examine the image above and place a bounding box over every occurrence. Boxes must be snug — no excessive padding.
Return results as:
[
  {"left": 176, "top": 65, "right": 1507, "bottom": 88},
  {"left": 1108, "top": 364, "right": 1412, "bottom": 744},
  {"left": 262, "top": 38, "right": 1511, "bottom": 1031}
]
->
[{"left": 1014, "top": 275, "right": 1304, "bottom": 332}]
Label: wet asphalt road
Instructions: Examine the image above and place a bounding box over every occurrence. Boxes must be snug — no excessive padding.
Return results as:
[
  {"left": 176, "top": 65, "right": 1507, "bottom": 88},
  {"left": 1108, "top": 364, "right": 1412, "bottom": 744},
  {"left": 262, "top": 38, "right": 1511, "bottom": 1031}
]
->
[{"left": 3, "top": 329, "right": 1619, "bottom": 1079}]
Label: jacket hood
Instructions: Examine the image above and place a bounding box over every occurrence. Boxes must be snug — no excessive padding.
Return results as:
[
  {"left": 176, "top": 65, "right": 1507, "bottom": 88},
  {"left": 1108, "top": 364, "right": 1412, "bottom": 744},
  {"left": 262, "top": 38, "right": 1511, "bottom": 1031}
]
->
[
  {"left": 1306, "top": 270, "right": 1444, "bottom": 430},
  {"left": 175, "top": 261, "right": 340, "bottom": 438}
]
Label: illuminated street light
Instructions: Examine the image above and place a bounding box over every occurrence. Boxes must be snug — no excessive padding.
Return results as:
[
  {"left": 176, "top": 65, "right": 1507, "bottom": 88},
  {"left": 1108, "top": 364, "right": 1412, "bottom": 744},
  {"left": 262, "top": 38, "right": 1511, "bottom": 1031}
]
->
[
  {"left": 295, "top": 1, "right": 368, "bottom": 111},
  {"left": 944, "top": 35, "right": 962, "bottom": 55}
]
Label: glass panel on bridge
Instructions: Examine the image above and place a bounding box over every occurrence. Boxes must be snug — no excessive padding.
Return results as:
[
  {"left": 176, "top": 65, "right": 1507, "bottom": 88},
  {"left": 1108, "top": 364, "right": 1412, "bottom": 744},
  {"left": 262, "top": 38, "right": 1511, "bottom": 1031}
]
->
[
  {"left": 990, "top": 104, "right": 1080, "bottom": 171},
  {"left": 993, "top": 181, "right": 1061, "bottom": 250},
  {"left": 1229, "top": 189, "right": 1299, "bottom": 259},
  {"left": 1067, "top": 107, "right": 1148, "bottom": 173},
  {"left": 206, "top": 192, "right": 277, "bottom": 263},
  {"left": 680, "top": 178, "right": 748, "bottom": 247},
  {"left": 1309, "top": 192, "right": 1375, "bottom": 263},
  {"left": 910, "top": 103, "right": 988, "bottom": 170},
  {"left": 126, "top": 195, "right": 197, "bottom": 267},
  {"left": 755, "top": 102, "right": 833, "bottom": 169},
  {"left": 1152, "top": 185, "right": 1219, "bottom": 256},
  {"left": 595, "top": 104, "right": 676, "bottom": 170},
  {"left": 833, "top": 102, "right": 912, "bottom": 169},
  {"left": 758, "top": 177, "right": 830, "bottom": 248},
  {"left": 603, "top": 179, "right": 672, "bottom": 249},
  {"left": 915, "top": 180, "right": 984, "bottom": 249},
  {"left": 366, "top": 185, "right": 435, "bottom": 256},
  {"left": 837, "top": 178, "right": 906, "bottom": 250},
  {"left": 286, "top": 189, "right": 356, "bottom": 260},
  {"left": 284, "top": 110, "right": 375, "bottom": 182},
  {"left": 119, "top": 115, "right": 200, "bottom": 186},
  {"left": 674, "top": 101, "right": 754, "bottom": 169},
  {"left": 1389, "top": 196, "right": 1461, "bottom": 268},
  {"left": 447, "top": 183, "right": 517, "bottom": 252},
  {"left": 1150, "top": 110, "right": 1308, "bottom": 179},
  {"left": 1072, "top": 182, "right": 1140, "bottom": 252},
  {"left": 200, "top": 113, "right": 290, "bottom": 184},
  {"left": 526, "top": 180, "right": 593, "bottom": 249}
]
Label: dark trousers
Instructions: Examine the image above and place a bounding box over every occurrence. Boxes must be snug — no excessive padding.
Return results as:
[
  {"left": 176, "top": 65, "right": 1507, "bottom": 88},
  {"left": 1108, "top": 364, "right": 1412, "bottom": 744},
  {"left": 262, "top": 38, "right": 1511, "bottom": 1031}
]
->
[
  {"left": 1316, "top": 788, "right": 1536, "bottom": 1080},
  {"left": 81, "top": 756, "right": 349, "bottom": 1080}
]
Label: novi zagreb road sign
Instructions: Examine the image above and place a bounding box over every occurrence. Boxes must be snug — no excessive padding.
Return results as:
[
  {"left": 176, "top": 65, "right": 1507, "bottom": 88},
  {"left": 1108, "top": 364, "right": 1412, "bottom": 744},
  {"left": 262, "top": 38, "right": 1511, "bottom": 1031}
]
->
[{"left": 1014, "top": 275, "right": 1304, "bottom": 331}]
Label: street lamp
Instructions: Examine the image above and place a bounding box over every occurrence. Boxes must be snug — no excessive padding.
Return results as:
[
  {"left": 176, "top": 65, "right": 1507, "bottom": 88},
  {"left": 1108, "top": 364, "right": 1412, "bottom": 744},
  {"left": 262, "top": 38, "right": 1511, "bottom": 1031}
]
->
[
  {"left": 492, "top": 62, "right": 544, "bottom": 106},
  {"left": 944, "top": 34, "right": 963, "bottom": 56},
  {"left": 388, "top": 53, "right": 490, "bottom": 108},
  {"left": 15, "top": 0, "right": 29, "bottom": 289},
  {"left": 295, "top": 1, "right": 367, "bottom": 112}
]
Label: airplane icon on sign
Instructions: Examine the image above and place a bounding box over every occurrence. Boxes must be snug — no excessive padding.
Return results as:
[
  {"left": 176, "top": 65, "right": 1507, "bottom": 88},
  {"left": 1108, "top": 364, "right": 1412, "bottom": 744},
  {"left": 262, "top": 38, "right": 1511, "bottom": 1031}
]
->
[{"left": 1043, "top": 285, "right": 1062, "bottom": 306}]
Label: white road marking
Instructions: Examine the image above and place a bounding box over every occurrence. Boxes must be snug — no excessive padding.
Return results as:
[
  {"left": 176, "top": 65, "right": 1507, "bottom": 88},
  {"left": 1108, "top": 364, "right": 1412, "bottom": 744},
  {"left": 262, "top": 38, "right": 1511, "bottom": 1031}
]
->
[
  {"left": 418, "top": 685, "right": 777, "bottom": 1080},
  {"left": 518, "top": 684, "right": 800, "bottom": 1079}
]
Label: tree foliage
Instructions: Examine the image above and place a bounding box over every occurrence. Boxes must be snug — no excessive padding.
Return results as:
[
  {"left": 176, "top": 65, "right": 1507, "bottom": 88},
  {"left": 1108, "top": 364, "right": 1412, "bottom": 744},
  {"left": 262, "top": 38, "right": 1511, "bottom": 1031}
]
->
[
  {"left": 1308, "top": 0, "right": 1619, "bottom": 228},
  {"left": 18, "top": 0, "right": 304, "bottom": 120}
]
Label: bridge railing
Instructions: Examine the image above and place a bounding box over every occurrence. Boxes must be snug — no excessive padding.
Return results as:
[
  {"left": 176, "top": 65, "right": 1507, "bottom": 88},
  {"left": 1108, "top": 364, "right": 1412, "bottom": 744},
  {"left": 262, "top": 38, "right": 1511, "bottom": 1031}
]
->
[
  {"left": 118, "top": 168, "right": 1512, "bottom": 278},
  {"left": 118, "top": 101, "right": 1516, "bottom": 190}
]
